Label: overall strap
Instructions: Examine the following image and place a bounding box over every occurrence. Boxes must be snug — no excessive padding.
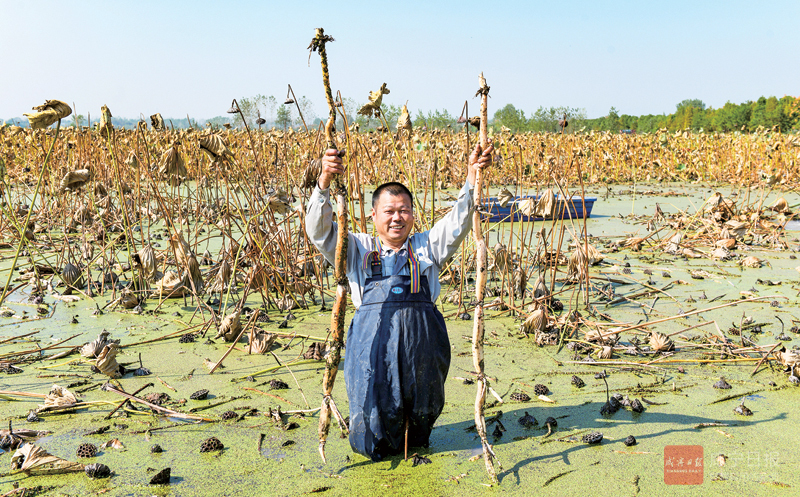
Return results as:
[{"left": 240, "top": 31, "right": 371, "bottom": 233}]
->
[{"left": 362, "top": 236, "right": 420, "bottom": 293}]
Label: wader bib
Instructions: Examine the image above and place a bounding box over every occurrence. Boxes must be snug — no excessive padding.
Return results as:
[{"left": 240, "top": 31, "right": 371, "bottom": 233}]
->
[{"left": 343, "top": 242, "right": 451, "bottom": 461}]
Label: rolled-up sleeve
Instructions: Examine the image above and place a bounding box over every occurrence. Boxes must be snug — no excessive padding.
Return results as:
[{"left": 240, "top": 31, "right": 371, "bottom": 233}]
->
[
  {"left": 426, "top": 181, "right": 475, "bottom": 266},
  {"left": 305, "top": 186, "right": 337, "bottom": 265}
]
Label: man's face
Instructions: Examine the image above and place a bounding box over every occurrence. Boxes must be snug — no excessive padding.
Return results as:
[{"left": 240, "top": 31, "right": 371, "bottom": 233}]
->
[{"left": 371, "top": 192, "right": 414, "bottom": 249}]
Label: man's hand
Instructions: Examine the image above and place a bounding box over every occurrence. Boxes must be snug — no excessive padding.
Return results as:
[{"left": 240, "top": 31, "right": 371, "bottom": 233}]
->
[
  {"left": 318, "top": 149, "right": 345, "bottom": 190},
  {"left": 467, "top": 141, "right": 494, "bottom": 186}
]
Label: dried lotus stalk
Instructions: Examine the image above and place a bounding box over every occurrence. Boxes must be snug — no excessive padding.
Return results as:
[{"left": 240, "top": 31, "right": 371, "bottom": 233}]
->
[
  {"left": 96, "top": 343, "right": 122, "bottom": 378},
  {"left": 215, "top": 311, "right": 242, "bottom": 342},
  {"left": 649, "top": 332, "right": 674, "bottom": 352},
  {"left": 24, "top": 100, "right": 72, "bottom": 129}
]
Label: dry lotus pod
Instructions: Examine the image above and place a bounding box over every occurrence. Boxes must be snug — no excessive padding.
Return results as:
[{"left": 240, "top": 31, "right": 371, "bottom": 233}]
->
[
  {"left": 199, "top": 133, "right": 232, "bottom": 161},
  {"left": 60, "top": 169, "right": 91, "bottom": 192},
  {"left": 97, "top": 104, "right": 113, "bottom": 139},
  {"left": 396, "top": 104, "right": 412, "bottom": 137},
  {"left": 357, "top": 83, "right": 390, "bottom": 118},
  {"left": 497, "top": 188, "right": 514, "bottom": 208},
  {"left": 61, "top": 262, "right": 84, "bottom": 294},
  {"left": 150, "top": 113, "right": 165, "bottom": 131},
  {"left": 649, "top": 332, "right": 675, "bottom": 352},
  {"left": 716, "top": 238, "right": 736, "bottom": 250},
  {"left": 533, "top": 189, "right": 556, "bottom": 218},
  {"left": 215, "top": 311, "right": 242, "bottom": 342},
  {"left": 248, "top": 331, "right": 277, "bottom": 354},
  {"left": 39, "top": 384, "right": 77, "bottom": 410},
  {"left": 80, "top": 331, "right": 119, "bottom": 358},
  {"left": 158, "top": 142, "right": 186, "bottom": 185},
  {"left": 10, "top": 443, "right": 85, "bottom": 475},
  {"left": 467, "top": 116, "right": 480, "bottom": 128},
  {"left": 24, "top": 100, "right": 72, "bottom": 129},
  {"left": 741, "top": 256, "right": 762, "bottom": 268},
  {"left": 521, "top": 308, "right": 547, "bottom": 334},
  {"left": 596, "top": 346, "right": 613, "bottom": 359}
]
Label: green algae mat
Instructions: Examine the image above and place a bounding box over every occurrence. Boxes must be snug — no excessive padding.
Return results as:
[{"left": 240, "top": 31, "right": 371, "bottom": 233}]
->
[{"left": 1, "top": 185, "right": 799, "bottom": 496}]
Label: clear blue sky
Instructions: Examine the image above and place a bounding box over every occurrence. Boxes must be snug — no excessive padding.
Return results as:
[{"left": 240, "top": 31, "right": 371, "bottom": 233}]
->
[{"left": 2, "top": 0, "right": 798, "bottom": 121}]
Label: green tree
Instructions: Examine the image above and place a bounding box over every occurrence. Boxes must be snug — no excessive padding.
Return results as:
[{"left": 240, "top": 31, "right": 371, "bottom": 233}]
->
[
  {"left": 676, "top": 99, "right": 706, "bottom": 112},
  {"left": 275, "top": 104, "right": 292, "bottom": 129},
  {"left": 492, "top": 104, "right": 527, "bottom": 132}
]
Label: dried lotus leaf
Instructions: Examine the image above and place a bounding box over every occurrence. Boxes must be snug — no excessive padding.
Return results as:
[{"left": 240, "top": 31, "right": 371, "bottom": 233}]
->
[
  {"left": 497, "top": 188, "right": 514, "bottom": 208},
  {"left": 99, "top": 438, "right": 125, "bottom": 450},
  {"left": 61, "top": 263, "right": 84, "bottom": 294},
  {"left": 248, "top": 331, "right": 277, "bottom": 354},
  {"left": 266, "top": 192, "right": 292, "bottom": 215},
  {"left": 119, "top": 289, "right": 139, "bottom": 309},
  {"left": 96, "top": 343, "right": 122, "bottom": 378},
  {"left": 521, "top": 308, "right": 547, "bottom": 334},
  {"left": 155, "top": 270, "right": 188, "bottom": 297},
  {"left": 517, "top": 198, "right": 536, "bottom": 217},
  {"left": 97, "top": 104, "right": 113, "bottom": 138},
  {"left": 649, "top": 332, "right": 674, "bottom": 352},
  {"left": 11, "top": 443, "right": 85, "bottom": 475},
  {"left": 39, "top": 384, "right": 77, "bottom": 410},
  {"left": 302, "top": 159, "right": 322, "bottom": 189},
  {"left": 60, "top": 169, "right": 91, "bottom": 192},
  {"left": 133, "top": 243, "right": 158, "bottom": 284},
  {"left": 150, "top": 113, "right": 165, "bottom": 131},
  {"left": 741, "top": 256, "right": 762, "bottom": 268},
  {"left": 596, "top": 346, "right": 613, "bottom": 359},
  {"left": 772, "top": 197, "right": 788, "bottom": 212},
  {"left": 80, "top": 331, "right": 119, "bottom": 358},
  {"left": 533, "top": 189, "right": 556, "bottom": 218},
  {"left": 357, "top": 83, "right": 390, "bottom": 118},
  {"left": 158, "top": 142, "right": 186, "bottom": 185},
  {"left": 215, "top": 311, "right": 242, "bottom": 342},
  {"left": 624, "top": 237, "right": 644, "bottom": 251},
  {"left": 24, "top": 100, "right": 72, "bottom": 129},
  {"left": 199, "top": 133, "right": 232, "bottom": 160},
  {"left": 396, "top": 104, "right": 412, "bottom": 137},
  {"left": 169, "top": 233, "right": 193, "bottom": 267}
]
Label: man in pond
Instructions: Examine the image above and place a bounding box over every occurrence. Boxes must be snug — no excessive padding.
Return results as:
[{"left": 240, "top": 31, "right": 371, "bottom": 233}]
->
[{"left": 306, "top": 142, "right": 493, "bottom": 461}]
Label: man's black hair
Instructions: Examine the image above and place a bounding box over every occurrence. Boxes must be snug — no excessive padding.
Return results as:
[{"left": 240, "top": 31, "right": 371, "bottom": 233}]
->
[{"left": 372, "top": 182, "right": 413, "bottom": 209}]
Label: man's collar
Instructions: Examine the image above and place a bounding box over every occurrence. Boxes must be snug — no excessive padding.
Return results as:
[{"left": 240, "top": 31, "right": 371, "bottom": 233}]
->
[{"left": 378, "top": 237, "right": 410, "bottom": 255}]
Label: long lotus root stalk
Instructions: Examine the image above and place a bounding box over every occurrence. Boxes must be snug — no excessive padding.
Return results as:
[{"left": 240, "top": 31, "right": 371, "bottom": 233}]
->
[
  {"left": 472, "top": 73, "right": 500, "bottom": 484},
  {"left": 309, "top": 27, "right": 349, "bottom": 464}
]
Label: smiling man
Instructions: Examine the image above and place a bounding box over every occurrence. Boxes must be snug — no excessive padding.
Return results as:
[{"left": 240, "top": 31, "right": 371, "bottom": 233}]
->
[{"left": 306, "top": 142, "right": 492, "bottom": 461}]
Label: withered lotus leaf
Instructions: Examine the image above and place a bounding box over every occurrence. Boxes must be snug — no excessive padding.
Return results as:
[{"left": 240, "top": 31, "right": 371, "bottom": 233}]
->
[
  {"left": 24, "top": 100, "right": 72, "bottom": 129},
  {"left": 357, "top": 83, "right": 390, "bottom": 118},
  {"left": 11, "top": 443, "right": 85, "bottom": 475}
]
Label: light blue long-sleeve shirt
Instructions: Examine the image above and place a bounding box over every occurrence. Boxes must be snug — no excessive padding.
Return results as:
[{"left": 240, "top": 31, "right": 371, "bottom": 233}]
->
[{"left": 305, "top": 182, "right": 475, "bottom": 309}]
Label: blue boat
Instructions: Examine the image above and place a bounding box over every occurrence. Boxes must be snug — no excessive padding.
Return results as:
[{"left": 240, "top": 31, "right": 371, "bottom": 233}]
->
[{"left": 481, "top": 194, "right": 597, "bottom": 223}]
